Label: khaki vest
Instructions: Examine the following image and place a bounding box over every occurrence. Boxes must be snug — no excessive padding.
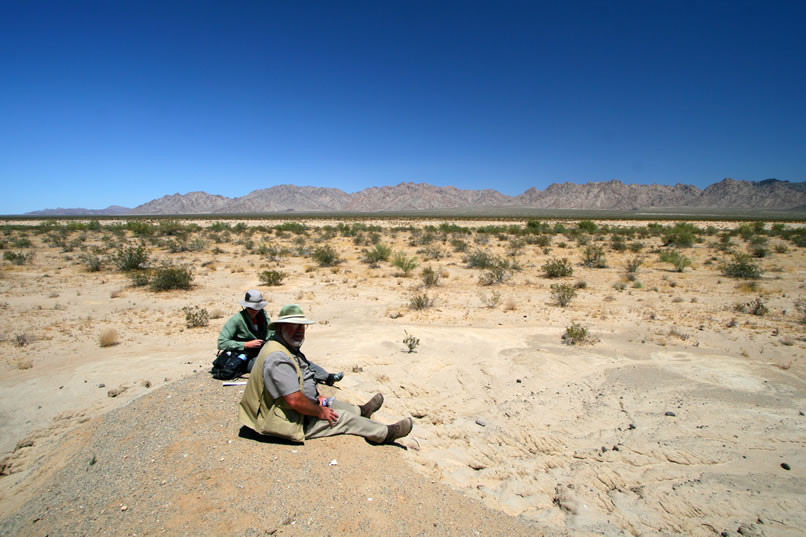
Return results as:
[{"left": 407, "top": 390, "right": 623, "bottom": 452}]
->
[{"left": 239, "top": 340, "right": 305, "bottom": 442}]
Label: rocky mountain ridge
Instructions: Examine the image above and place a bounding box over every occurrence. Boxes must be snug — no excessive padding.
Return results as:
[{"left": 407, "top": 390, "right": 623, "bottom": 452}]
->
[{"left": 22, "top": 178, "right": 806, "bottom": 215}]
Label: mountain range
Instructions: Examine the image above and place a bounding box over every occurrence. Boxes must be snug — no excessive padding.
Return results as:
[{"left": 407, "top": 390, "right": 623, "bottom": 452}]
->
[{"left": 23, "top": 178, "right": 806, "bottom": 216}]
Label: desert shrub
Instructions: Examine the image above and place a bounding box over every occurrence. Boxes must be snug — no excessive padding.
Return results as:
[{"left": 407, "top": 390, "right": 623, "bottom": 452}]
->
[
  {"left": 659, "top": 249, "right": 692, "bottom": 272},
  {"left": 99, "top": 328, "right": 120, "bottom": 347},
  {"left": 722, "top": 253, "right": 763, "bottom": 279},
  {"left": 450, "top": 239, "right": 468, "bottom": 253},
  {"left": 479, "top": 290, "right": 502, "bottom": 308},
  {"left": 182, "top": 306, "right": 210, "bottom": 327},
  {"left": 613, "top": 281, "right": 627, "bottom": 291},
  {"left": 421, "top": 245, "right": 445, "bottom": 260},
  {"left": 611, "top": 236, "right": 627, "bottom": 252},
  {"left": 479, "top": 264, "right": 513, "bottom": 286},
  {"left": 464, "top": 249, "right": 498, "bottom": 269},
  {"left": 409, "top": 292, "right": 434, "bottom": 310},
  {"left": 150, "top": 265, "right": 193, "bottom": 291},
  {"left": 542, "top": 257, "right": 573, "bottom": 278},
  {"left": 275, "top": 222, "right": 307, "bottom": 235},
  {"left": 562, "top": 323, "right": 593, "bottom": 345},
  {"left": 628, "top": 241, "right": 644, "bottom": 253},
  {"left": 129, "top": 271, "right": 150, "bottom": 287},
  {"left": 421, "top": 265, "right": 440, "bottom": 288},
  {"left": 403, "top": 330, "right": 420, "bottom": 353},
  {"left": 115, "top": 243, "right": 149, "bottom": 271},
  {"left": 392, "top": 252, "right": 418, "bottom": 276},
  {"left": 576, "top": 220, "right": 598, "bottom": 234},
  {"left": 734, "top": 296, "right": 768, "bottom": 316},
  {"left": 662, "top": 222, "right": 697, "bottom": 248},
  {"left": 81, "top": 253, "right": 105, "bottom": 272},
  {"left": 581, "top": 246, "right": 607, "bottom": 268},
  {"left": 624, "top": 256, "right": 643, "bottom": 280},
  {"left": 3, "top": 251, "right": 34, "bottom": 265},
  {"left": 774, "top": 244, "right": 788, "bottom": 254},
  {"left": 364, "top": 243, "right": 392, "bottom": 266},
  {"left": 312, "top": 245, "right": 341, "bottom": 267},
  {"left": 507, "top": 239, "right": 525, "bottom": 256},
  {"left": 259, "top": 270, "right": 286, "bottom": 286},
  {"left": 551, "top": 283, "right": 577, "bottom": 307},
  {"left": 257, "top": 242, "right": 282, "bottom": 261},
  {"left": 14, "top": 334, "right": 29, "bottom": 347}
]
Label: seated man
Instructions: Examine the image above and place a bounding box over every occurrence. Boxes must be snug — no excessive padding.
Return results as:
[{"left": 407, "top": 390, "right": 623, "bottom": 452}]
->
[
  {"left": 218, "top": 291, "right": 343, "bottom": 383},
  {"left": 239, "top": 304, "right": 413, "bottom": 444}
]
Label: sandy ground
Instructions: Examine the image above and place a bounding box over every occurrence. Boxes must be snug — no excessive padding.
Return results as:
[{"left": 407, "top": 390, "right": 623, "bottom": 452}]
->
[{"left": 1, "top": 218, "right": 805, "bottom": 536}]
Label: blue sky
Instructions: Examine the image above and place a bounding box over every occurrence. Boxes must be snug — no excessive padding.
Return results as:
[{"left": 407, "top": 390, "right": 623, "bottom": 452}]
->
[{"left": 1, "top": 1, "right": 804, "bottom": 213}]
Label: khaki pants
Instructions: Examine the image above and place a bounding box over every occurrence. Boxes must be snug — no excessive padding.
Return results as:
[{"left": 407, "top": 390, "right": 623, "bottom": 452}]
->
[{"left": 304, "top": 399, "right": 388, "bottom": 443}]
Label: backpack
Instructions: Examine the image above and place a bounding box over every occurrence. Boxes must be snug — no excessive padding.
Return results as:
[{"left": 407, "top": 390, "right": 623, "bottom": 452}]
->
[{"left": 210, "top": 351, "right": 248, "bottom": 380}]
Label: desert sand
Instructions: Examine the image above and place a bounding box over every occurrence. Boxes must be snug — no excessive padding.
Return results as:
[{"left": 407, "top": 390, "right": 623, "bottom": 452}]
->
[{"left": 1, "top": 217, "right": 804, "bottom": 536}]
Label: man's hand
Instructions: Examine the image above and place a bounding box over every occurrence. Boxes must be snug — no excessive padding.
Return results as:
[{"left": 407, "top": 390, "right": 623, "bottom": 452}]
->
[
  {"left": 284, "top": 391, "right": 339, "bottom": 426},
  {"left": 317, "top": 405, "right": 339, "bottom": 426},
  {"left": 243, "top": 339, "right": 264, "bottom": 349}
]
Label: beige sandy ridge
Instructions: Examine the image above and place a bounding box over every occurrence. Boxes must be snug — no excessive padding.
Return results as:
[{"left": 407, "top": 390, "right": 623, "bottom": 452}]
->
[{"left": 1, "top": 217, "right": 805, "bottom": 536}]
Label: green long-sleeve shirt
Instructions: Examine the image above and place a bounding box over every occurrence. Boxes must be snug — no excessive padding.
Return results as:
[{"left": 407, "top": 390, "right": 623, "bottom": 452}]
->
[{"left": 217, "top": 309, "right": 273, "bottom": 358}]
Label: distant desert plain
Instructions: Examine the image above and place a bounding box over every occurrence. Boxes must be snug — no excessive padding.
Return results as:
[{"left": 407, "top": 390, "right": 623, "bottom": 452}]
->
[{"left": 0, "top": 216, "right": 804, "bottom": 537}]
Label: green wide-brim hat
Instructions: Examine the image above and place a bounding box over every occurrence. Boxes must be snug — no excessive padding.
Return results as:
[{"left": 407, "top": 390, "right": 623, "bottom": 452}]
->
[{"left": 268, "top": 304, "right": 317, "bottom": 330}]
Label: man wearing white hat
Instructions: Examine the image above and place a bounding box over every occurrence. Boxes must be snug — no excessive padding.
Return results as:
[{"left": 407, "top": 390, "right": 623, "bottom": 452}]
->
[{"left": 239, "top": 304, "right": 413, "bottom": 444}]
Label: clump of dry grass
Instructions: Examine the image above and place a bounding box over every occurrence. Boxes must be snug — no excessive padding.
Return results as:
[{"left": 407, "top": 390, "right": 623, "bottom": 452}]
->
[
  {"left": 16, "top": 357, "right": 33, "bottom": 370},
  {"left": 99, "top": 328, "right": 120, "bottom": 347}
]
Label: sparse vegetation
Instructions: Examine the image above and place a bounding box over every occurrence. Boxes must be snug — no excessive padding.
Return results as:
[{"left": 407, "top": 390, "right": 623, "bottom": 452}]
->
[
  {"left": 259, "top": 270, "right": 286, "bottom": 286},
  {"left": 403, "top": 330, "right": 420, "bottom": 353},
  {"left": 562, "top": 322, "right": 594, "bottom": 345},
  {"left": 542, "top": 257, "right": 573, "bottom": 278},
  {"left": 735, "top": 296, "right": 768, "bottom": 316},
  {"left": 99, "top": 328, "right": 120, "bottom": 347},
  {"left": 182, "top": 306, "right": 210, "bottom": 328},
  {"left": 3, "top": 251, "right": 34, "bottom": 265},
  {"left": 551, "top": 283, "right": 577, "bottom": 307},
  {"left": 392, "top": 252, "right": 418, "bottom": 276},
  {"left": 722, "top": 253, "right": 763, "bottom": 279},
  {"left": 479, "top": 290, "right": 502, "bottom": 308},
  {"left": 114, "top": 243, "right": 149, "bottom": 271},
  {"left": 581, "top": 246, "right": 607, "bottom": 268},
  {"left": 659, "top": 249, "right": 692, "bottom": 272},
  {"left": 149, "top": 265, "right": 193, "bottom": 291},
  {"left": 421, "top": 265, "right": 440, "bottom": 287},
  {"left": 312, "top": 245, "right": 341, "bottom": 267},
  {"left": 364, "top": 243, "right": 392, "bottom": 266},
  {"left": 408, "top": 292, "right": 434, "bottom": 310}
]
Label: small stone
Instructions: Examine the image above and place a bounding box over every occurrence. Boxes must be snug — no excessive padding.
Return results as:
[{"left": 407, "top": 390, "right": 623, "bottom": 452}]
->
[
  {"left": 98, "top": 384, "right": 105, "bottom": 388},
  {"left": 475, "top": 419, "right": 487, "bottom": 427},
  {"left": 628, "top": 423, "right": 637, "bottom": 430},
  {"left": 781, "top": 462, "right": 791, "bottom": 470},
  {"left": 799, "top": 411, "right": 804, "bottom": 416},
  {"left": 59, "top": 386, "right": 63, "bottom": 390},
  {"left": 142, "top": 380, "right": 152, "bottom": 388},
  {"left": 516, "top": 379, "right": 522, "bottom": 383},
  {"left": 664, "top": 411, "right": 676, "bottom": 417},
  {"left": 120, "top": 505, "right": 128, "bottom": 511}
]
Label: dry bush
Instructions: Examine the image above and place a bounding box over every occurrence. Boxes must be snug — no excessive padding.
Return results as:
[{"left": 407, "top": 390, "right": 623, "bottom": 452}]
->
[
  {"left": 209, "top": 309, "right": 226, "bottom": 320},
  {"left": 99, "top": 328, "right": 120, "bottom": 347},
  {"left": 110, "top": 288, "right": 122, "bottom": 299},
  {"left": 16, "top": 356, "right": 33, "bottom": 370}
]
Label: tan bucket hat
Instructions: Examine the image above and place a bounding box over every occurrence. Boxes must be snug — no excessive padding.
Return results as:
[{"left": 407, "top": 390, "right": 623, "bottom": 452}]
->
[{"left": 268, "top": 304, "right": 316, "bottom": 330}]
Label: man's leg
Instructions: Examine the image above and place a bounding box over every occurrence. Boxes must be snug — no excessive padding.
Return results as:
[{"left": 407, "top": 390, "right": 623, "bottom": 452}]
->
[{"left": 304, "top": 400, "right": 388, "bottom": 443}]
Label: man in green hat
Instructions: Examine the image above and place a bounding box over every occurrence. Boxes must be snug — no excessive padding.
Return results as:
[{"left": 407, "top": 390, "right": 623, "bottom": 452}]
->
[
  {"left": 218, "top": 290, "right": 343, "bottom": 384},
  {"left": 239, "top": 304, "right": 413, "bottom": 444}
]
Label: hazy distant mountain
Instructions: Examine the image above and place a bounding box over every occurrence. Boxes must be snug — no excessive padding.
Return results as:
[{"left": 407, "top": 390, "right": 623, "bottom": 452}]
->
[
  {"left": 22, "top": 178, "right": 806, "bottom": 215},
  {"left": 128, "top": 192, "right": 230, "bottom": 215},
  {"left": 24, "top": 205, "right": 131, "bottom": 216},
  {"left": 216, "top": 185, "right": 352, "bottom": 213}
]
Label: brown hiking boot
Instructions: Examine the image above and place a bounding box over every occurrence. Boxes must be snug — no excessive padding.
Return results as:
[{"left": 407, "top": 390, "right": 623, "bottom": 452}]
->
[
  {"left": 383, "top": 417, "right": 413, "bottom": 444},
  {"left": 359, "top": 393, "right": 384, "bottom": 418}
]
